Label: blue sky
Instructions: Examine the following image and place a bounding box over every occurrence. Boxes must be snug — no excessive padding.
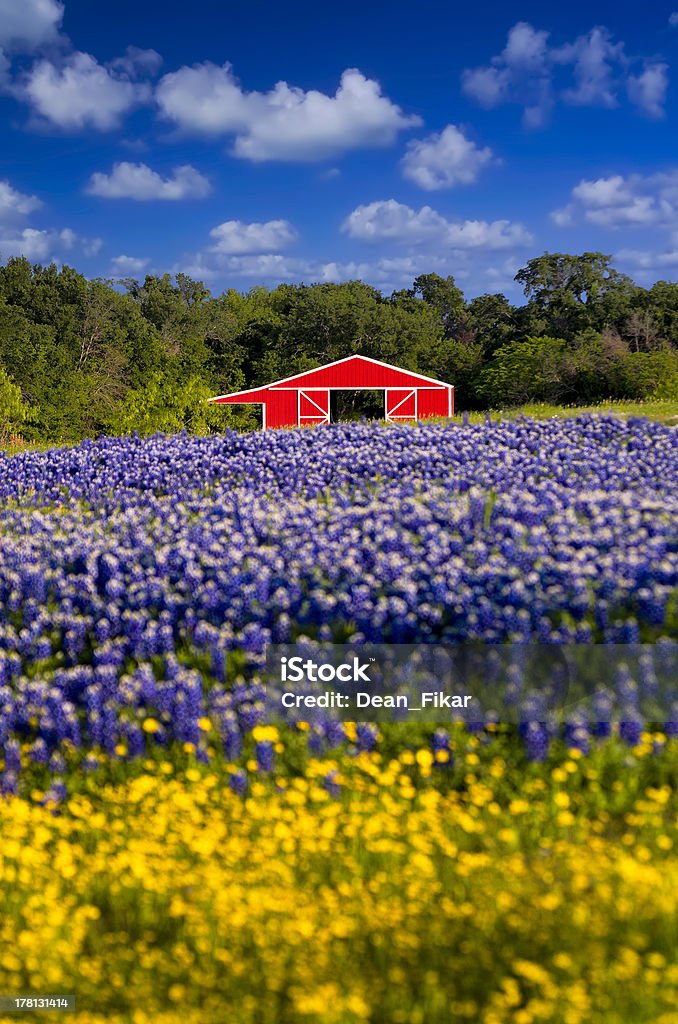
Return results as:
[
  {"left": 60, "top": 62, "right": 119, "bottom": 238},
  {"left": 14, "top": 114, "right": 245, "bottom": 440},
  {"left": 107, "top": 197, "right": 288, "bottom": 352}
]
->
[{"left": 1, "top": 0, "right": 678, "bottom": 300}]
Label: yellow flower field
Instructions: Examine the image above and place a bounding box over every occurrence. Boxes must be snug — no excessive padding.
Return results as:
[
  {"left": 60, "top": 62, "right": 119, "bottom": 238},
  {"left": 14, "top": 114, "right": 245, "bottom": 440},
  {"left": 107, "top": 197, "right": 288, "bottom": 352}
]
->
[{"left": 1, "top": 733, "right": 677, "bottom": 1024}]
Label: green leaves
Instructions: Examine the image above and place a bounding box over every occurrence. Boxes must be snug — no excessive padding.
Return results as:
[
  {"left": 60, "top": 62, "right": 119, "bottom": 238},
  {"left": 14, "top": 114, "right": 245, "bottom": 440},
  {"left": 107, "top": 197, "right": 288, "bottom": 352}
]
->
[{"left": 0, "top": 365, "right": 33, "bottom": 441}]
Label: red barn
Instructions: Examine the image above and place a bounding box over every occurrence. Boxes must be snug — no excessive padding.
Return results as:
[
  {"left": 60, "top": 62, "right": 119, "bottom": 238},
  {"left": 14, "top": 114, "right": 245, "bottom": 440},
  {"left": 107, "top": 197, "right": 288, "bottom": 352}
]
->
[{"left": 208, "top": 355, "right": 454, "bottom": 429}]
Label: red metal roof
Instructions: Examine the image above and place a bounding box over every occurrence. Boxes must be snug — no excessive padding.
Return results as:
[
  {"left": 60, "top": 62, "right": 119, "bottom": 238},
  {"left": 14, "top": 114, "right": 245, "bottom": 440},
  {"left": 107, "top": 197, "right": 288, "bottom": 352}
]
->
[{"left": 209, "top": 355, "right": 451, "bottom": 403}]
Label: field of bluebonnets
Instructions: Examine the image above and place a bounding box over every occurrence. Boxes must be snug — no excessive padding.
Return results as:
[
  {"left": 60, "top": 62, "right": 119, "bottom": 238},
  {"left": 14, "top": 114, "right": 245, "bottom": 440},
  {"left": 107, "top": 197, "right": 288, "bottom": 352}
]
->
[{"left": 1, "top": 414, "right": 678, "bottom": 1024}]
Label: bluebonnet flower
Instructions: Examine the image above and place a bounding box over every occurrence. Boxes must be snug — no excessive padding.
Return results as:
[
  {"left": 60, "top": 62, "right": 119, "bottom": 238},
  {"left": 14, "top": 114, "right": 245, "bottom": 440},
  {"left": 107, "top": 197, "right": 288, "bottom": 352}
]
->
[
  {"left": 255, "top": 741, "right": 275, "bottom": 772},
  {"left": 619, "top": 719, "right": 643, "bottom": 746},
  {"left": 323, "top": 770, "right": 341, "bottom": 798},
  {"left": 229, "top": 769, "right": 248, "bottom": 795},
  {"left": 356, "top": 724, "right": 378, "bottom": 752},
  {"left": 521, "top": 722, "right": 550, "bottom": 762},
  {"left": 0, "top": 415, "right": 676, "bottom": 772}
]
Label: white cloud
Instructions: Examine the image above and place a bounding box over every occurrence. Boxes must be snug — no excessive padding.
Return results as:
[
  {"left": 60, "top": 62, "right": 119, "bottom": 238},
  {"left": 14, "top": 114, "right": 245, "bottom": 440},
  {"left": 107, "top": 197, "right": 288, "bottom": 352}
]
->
[
  {"left": 555, "top": 27, "right": 623, "bottom": 109},
  {"left": 0, "top": 177, "right": 100, "bottom": 262},
  {"left": 0, "top": 226, "right": 85, "bottom": 261},
  {"left": 82, "top": 236, "right": 103, "bottom": 257},
  {"left": 550, "top": 205, "right": 574, "bottom": 226},
  {"left": 616, "top": 247, "right": 678, "bottom": 270},
  {"left": 209, "top": 219, "right": 297, "bottom": 254},
  {"left": 316, "top": 253, "right": 469, "bottom": 287},
  {"left": 571, "top": 174, "right": 633, "bottom": 206},
  {"left": 670, "top": 12, "right": 678, "bottom": 27},
  {"left": 176, "top": 252, "right": 311, "bottom": 283},
  {"left": 461, "top": 22, "right": 552, "bottom": 127},
  {"left": 555, "top": 170, "right": 678, "bottom": 229},
  {"left": 483, "top": 256, "right": 525, "bottom": 295},
  {"left": 86, "top": 162, "right": 211, "bottom": 200},
  {"left": 22, "top": 51, "right": 150, "bottom": 130},
  {"left": 109, "top": 46, "right": 162, "bottom": 78},
  {"left": 156, "top": 64, "right": 421, "bottom": 161},
  {"left": 627, "top": 63, "right": 669, "bottom": 119},
  {"left": 174, "top": 249, "right": 469, "bottom": 292},
  {"left": 462, "top": 66, "right": 509, "bottom": 108},
  {"left": 0, "top": 179, "right": 42, "bottom": 221},
  {"left": 110, "top": 254, "right": 150, "bottom": 275},
  {"left": 342, "top": 199, "right": 532, "bottom": 249},
  {"left": 0, "top": 0, "right": 63, "bottom": 51},
  {"left": 462, "top": 21, "right": 669, "bottom": 126},
  {"left": 401, "top": 124, "right": 496, "bottom": 190}
]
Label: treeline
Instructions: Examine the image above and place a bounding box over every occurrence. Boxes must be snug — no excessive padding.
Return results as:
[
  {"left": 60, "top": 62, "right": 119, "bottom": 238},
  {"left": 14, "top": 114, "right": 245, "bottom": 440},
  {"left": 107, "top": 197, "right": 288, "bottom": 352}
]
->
[{"left": 1, "top": 251, "right": 678, "bottom": 442}]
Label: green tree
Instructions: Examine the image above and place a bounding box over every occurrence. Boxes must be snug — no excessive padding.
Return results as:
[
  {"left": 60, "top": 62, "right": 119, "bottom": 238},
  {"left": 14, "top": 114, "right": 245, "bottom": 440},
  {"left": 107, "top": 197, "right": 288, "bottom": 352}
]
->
[
  {"left": 514, "top": 253, "right": 637, "bottom": 340},
  {"left": 0, "top": 365, "right": 33, "bottom": 439},
  {"left": 113, "top": 374, "right": 227, "bottom": 436},
  {"left": 465, "top": 293, "right": 517, "bottom": 354},
  {"left": 410, "top": 273, "right": 466, "bottom": 339},
  {"left": 616, "top": 351, "right": 678, "bottom": 399},
  {"left": 645, "top": 281, "right": 678, "bottom": 347},
  {"left": 477, "top": 336, "right": 572, "bottom": 406}
]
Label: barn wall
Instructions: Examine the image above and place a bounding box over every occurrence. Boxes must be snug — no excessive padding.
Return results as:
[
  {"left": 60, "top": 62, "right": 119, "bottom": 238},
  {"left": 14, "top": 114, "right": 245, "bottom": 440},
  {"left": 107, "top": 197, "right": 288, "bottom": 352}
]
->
[
  {"left": 417, "top": 388, "right": 453, "bottom": 419},
  {"left": 265, "top": 390, "right": 298, "bottom": 428}
]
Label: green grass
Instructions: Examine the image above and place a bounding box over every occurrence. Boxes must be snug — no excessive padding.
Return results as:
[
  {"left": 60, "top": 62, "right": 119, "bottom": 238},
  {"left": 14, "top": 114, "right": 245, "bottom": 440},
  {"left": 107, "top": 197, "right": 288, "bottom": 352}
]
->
[
  {"left": 2, "top": 399, "right": 677, "bottom": 455},
  {"left": 446, "top": 399, "right": 678, "bottom": 426},
  {"left": 0, "top": 438, "right": 67, "bottom": 456}
]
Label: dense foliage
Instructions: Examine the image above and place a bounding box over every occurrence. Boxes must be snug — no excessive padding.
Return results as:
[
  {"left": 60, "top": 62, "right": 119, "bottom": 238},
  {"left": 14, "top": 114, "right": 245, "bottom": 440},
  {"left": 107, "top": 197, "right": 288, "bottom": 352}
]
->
[{"left": 2, "top": 252, "right": 678, "bottom": 442}]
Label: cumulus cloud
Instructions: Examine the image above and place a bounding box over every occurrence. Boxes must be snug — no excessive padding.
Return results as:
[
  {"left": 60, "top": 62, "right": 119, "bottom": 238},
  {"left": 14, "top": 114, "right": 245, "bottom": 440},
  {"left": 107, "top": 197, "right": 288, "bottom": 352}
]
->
[
  {"left": 627, "top": 63, "right": 669, "bottom": 120},
  {"left": 176, "top": 252, "right": 310, "bottom": 283},
  {"left": 553, "top": 170, "right": 678, "bottom": 229},
  {"left": 86, "top": 162, "right": 211, "bottom": 200},
  {"left": 109, "top": 46, "right": 162, "bottom": 78},
  {"left": 110, "top": 254, "right": 150, "bottom": 276},
  {"left": 554, "top": 27, "right": 624, "bottom": 109},
  {"left": 401, "top": 125, "right": 496, "bottom": 190},
  {"left": 670, "top": 12, "right": 678, "bottom": 26},
  {"left": 616, "top": 247, "right": 678, "bottom": 270},
  {"left": 209, "top": 219, "right": 297, "bottom": 255},
  {"left": 462, "top": 21, "right": 669, "bottom": 126},
  {"left": 156, "top": 64, "right": 421, "bottom": 161},
  {"left": 0, "top": 179, "right": 42, "bottom": 220},
  {"left": 0, "top": 225, "right": 85, "bottom": 261},
  {"left": 175, "top": 249, "right": 468, "bottom": 293},
  {"left": 342, "top": 199, "right": 532, "bottom": 250},
  {"left": 22, "top": 51, "right": 150, "bottom": 130},
  {"left": 0, "top": 176, "right": 100, "bottom": 262},
  {"left": 0, "top": 0, "right": 64, "bottom": 51}
]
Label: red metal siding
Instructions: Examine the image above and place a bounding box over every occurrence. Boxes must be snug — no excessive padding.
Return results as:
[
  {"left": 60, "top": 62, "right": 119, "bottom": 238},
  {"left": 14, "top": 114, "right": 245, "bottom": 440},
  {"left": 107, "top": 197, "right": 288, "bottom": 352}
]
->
[
  {"left": 418, "top": 388, "right": 452, "bottom": 419},
  {"left": 265, "top": 389, "right": 298, "bottom": 428}
]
